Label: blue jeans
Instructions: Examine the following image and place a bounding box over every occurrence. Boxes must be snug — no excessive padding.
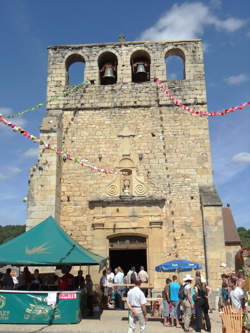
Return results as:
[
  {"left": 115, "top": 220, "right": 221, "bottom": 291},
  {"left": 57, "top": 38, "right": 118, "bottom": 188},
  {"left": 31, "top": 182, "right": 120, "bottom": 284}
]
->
[
  {"left": 171, "top": 300, "right": 180, "bottom": 318},
  {"left": 163, "top": 300, "right": 170, "bottom": 317}
]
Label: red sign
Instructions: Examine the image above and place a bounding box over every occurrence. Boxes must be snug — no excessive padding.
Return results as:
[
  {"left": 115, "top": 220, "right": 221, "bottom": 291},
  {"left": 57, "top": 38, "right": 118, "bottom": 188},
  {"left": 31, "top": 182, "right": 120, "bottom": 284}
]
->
[{"left": 59, "top": 293, "right": 77, "bottom": 300}]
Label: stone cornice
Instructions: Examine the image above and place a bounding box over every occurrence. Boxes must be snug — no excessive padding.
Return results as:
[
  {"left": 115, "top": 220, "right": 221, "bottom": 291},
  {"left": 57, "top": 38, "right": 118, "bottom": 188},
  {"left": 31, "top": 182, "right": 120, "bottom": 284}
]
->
[{"left": 88, "top": 196, "right": 165, "bottom": 208}]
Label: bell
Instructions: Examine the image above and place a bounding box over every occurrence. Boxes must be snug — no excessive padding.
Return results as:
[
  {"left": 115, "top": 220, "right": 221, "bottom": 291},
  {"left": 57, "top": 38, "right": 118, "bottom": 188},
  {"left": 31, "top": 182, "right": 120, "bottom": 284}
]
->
[
  {"left": 136, "top": 64, "right": 146, "bottom": 74},
  {"left": 135, "top": 64, "right": 147, "bottom": 82},
  {"left": 102, "top": 67, "right": 116, "bottom": 84}
]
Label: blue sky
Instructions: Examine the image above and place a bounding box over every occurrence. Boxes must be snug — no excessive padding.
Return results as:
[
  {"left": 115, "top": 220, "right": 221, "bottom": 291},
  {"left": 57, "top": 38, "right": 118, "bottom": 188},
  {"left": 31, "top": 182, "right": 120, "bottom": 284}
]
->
[{"left": 0, "top": 0, "right": 249, "bottom": 228}]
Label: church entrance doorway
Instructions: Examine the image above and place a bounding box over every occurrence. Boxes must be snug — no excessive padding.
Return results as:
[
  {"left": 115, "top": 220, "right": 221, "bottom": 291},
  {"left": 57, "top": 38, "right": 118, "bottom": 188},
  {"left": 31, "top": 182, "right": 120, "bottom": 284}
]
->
[{"left": 109, "top": 235, "right": 147, "bottom": 275}]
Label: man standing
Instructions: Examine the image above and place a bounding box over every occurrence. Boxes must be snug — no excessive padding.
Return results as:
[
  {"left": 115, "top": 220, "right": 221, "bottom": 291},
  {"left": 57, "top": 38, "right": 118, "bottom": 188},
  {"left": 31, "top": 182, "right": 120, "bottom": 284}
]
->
[
  {"left": 127, "top": 280, "right": 148, "bottom": 333},
  {"left": 1, "top": 268, "right": 14, "bottom": 289},
  {"left": 106, "top": 268, "right": 114, "bottom": 306},
  {"left": 114, "top": 266, "right": 125, "bottom": 309},
  {"left": 229, "top": 277, "right": 245, "bottom": 310},
  {"left": 138, "top": 266, "right": 149, "bottom": 296},
  {"left": 170, "top": 275, "right": 181, "bottom": 328}
]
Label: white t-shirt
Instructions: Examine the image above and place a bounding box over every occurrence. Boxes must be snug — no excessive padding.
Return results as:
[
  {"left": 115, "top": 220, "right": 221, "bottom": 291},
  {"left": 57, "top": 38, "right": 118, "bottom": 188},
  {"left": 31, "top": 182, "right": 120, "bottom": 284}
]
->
[
  {"left": 107, "top": 272, "right": 114, "bottom": 287},
  {"left": 230, "top": 287, "right": 244, "bottom": 309},
  {"left": 114, "top": 271, "right": 124, "bottom": 284},
  {"left": 138, "top": 270, "right": 148, "bottom": 283},
  {"left": 127, "top": 286, "right": 147, "bottom": 307},
  {"left": 184, "top": 283, "right": 191, "bottom": 296}
]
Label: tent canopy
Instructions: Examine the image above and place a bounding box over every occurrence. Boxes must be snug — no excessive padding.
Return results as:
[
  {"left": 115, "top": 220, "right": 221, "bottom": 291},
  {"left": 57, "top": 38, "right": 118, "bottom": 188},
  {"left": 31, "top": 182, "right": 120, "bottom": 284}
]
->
[
  {"left": 0, "top": 216, "right": 104, "bottom": 266},
  {"left": 155, "top": 259, "right": 202, "bottom": 272}
]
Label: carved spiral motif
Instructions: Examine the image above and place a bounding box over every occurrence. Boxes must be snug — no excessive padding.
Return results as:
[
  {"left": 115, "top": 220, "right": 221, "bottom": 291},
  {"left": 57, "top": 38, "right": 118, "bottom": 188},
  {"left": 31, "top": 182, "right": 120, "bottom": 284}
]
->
[
  {"left": 106, "top": 184, "right": 119, "bottom": 196},
  {"left": 134, "top": 184, "right": 146, "bottom": 196}
]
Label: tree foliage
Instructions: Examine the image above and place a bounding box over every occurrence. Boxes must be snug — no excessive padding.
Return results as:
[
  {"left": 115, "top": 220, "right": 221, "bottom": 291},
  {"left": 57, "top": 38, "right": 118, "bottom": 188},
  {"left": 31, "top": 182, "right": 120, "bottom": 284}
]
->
[
  {"left": 237, "top": 227, "right": 250, "bottom": 249},
  {"left": 0, "top": 225, "right": 25, "bottom": 245}
]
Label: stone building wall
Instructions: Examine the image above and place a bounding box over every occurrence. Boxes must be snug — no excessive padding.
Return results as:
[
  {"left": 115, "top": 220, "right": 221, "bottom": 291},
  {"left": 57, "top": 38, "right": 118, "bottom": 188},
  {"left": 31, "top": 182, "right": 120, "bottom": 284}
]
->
[{"left": 26, "top": 39, "right": 226, "bottom": 304}]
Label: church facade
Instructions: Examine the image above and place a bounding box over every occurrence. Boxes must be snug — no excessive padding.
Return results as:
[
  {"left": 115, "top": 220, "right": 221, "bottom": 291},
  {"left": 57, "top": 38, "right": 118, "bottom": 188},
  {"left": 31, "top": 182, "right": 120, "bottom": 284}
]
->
[{"left": 26, "top": 38, "right": 227, "bottom": 305}]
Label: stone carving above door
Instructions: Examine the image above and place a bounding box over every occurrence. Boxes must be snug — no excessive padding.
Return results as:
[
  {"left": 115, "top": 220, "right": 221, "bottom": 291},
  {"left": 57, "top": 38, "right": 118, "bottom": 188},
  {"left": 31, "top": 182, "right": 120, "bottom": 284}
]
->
[{"left": 105, "top": 158, "right": 147, "bottom": 197}]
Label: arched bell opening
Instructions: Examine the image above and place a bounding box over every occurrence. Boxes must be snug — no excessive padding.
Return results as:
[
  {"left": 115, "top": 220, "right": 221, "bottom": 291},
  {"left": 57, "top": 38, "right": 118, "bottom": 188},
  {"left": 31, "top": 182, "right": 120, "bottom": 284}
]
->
[
  {"left": 165, "top": 48, "right": 185, "bottom": 80},
  {"left": 98, "top": 51, "right": 118, "bottom": 85},
  {"left": 131, "top": 50, "right": 151, "bottom": 83},
  {"left": 65, "top": 54, "right": 85, "bottom": 86}
]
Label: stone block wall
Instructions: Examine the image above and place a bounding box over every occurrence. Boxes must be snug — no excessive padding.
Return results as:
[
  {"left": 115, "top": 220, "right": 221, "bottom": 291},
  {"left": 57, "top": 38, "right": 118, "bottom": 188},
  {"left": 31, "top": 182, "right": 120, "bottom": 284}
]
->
[{"left": 26, "top": 39, "right": 226, "bottom": 298}]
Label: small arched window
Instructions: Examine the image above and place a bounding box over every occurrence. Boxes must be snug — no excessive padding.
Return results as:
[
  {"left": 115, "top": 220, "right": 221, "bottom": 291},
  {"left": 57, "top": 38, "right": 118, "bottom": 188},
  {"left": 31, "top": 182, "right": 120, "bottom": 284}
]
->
[
  {"left": 131, "top": 50, "right": 151, "bottom": 83},
  {"left": 65, "top": 54, "right": 85, "bottom": 86},
  {"left": 98, "top": 52, "right": 118, "bottom": 85},
  {"left": 165, "top": 48, "right": 185, "bottom": 80}
]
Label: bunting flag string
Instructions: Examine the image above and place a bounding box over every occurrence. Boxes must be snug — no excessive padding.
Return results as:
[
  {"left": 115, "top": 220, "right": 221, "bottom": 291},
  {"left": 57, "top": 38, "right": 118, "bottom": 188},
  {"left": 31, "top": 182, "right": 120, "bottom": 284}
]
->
[
  {"left": 0, "top": 113, "right": 118, "bottom": 175},
  {"left": 5, "top": 80, "right": 89, "bottom": 119},
  {"left": 155, "top": 77, "right": 250, "bottom": 116}
]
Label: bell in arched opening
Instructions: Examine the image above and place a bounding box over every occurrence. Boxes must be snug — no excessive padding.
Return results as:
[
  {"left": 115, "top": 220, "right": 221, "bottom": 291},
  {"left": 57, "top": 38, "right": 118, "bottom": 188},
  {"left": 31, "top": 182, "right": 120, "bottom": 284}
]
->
[
  {"left": 100, "top": 63, "right": 116, "bottom": 85},
  {"left": 135, "top": 63, "right": 147, "bottom": 82}
]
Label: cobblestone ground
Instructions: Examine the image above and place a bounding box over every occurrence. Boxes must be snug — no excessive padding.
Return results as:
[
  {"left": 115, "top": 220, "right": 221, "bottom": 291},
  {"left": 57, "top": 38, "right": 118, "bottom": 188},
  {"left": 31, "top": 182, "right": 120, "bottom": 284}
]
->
[{"left": 0, "top": 309, "right": 222, "bottom": 333}]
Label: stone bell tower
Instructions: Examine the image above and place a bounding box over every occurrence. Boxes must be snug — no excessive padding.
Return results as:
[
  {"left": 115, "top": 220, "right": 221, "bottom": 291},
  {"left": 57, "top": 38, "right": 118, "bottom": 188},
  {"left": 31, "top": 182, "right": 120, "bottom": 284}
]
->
[{"left": 26, "top": 37, "right": 227, "bottom": 305}]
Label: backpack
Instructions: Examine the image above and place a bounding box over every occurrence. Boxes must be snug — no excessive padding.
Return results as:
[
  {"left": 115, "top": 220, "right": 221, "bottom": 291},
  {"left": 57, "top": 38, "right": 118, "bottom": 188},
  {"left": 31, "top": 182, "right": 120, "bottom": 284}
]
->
[
  {"left": 178, "top": 283, "right": 187, "bottom": 300},
  {"left": 131, "top": 272, "right": 136, "bottom": 284},
  {"left": 197, "top": 283, "right": 207, "bottom": 298}
]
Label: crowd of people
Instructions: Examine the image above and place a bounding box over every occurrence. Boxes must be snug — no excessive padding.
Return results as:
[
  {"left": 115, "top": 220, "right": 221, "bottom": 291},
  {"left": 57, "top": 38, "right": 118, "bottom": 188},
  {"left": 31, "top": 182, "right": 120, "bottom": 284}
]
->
[
  {"left": 160, "top": 270, "right": 248, "bottom": 332},
  {"left": 100, "top": 266, "right": 149, "bottom": 310},
  {"left": 220, "top": 271, "right": 247, "bottom": 311},
  {"left": 161, "top": 272, "right": 211, "bottom": 332},
  {"left": 0, "top": 266, "right": 92, "bottom": 292},
  {"left": 1, "top": 264, "right": 248, "bottom": 331}
]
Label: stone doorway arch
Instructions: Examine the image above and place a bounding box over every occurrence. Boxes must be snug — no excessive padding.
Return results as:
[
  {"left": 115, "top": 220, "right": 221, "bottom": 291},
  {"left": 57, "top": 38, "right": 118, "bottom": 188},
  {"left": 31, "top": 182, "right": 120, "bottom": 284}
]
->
[{"left": 108, "top": 235, "right": 147, "bottom": 275}]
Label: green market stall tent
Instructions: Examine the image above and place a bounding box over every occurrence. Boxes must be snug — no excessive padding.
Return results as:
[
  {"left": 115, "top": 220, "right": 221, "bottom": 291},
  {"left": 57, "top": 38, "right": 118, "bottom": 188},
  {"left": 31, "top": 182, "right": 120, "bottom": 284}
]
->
[{"left": 0, "top": 216, "right": 104, "bottom": 266}]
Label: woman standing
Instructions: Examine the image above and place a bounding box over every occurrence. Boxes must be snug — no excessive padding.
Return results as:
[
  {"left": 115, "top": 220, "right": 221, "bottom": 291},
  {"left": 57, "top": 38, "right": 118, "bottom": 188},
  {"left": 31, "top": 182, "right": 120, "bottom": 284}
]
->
[
  {"left": 194, "top": 276, "right": 211, "bottom": 333},
  {"left": 182, "top": 274, "right": 194, "bottom": 332}
]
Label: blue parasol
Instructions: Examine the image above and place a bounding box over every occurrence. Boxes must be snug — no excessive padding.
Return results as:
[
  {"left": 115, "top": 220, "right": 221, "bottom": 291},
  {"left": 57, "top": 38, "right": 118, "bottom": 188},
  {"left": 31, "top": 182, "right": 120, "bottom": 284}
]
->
[{"left": 155, "top": 259, "right": 202, "bottom": 272}]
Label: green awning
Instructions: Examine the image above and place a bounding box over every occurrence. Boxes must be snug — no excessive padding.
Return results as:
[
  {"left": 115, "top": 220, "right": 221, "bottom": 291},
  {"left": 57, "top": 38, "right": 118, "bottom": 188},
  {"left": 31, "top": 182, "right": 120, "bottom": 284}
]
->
[{"left": 0, "top": 216, "right": 104, "bottom": 266}]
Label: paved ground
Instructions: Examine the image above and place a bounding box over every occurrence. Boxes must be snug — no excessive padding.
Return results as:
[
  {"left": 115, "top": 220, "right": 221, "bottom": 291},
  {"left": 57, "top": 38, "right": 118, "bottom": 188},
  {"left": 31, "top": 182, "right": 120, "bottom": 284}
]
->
[{"left": 0, "top": 309, "right": 222, "bottom": 333}]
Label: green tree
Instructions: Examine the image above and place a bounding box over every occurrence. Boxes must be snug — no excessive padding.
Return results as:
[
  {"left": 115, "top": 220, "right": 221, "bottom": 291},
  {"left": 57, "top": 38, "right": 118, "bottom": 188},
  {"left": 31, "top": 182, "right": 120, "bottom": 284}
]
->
[
  {"left": 237, "top": 227, "right": 250, "bottom": 249},
  {"left": 0, "top": 225, "right": 25, "bottom": 245}
]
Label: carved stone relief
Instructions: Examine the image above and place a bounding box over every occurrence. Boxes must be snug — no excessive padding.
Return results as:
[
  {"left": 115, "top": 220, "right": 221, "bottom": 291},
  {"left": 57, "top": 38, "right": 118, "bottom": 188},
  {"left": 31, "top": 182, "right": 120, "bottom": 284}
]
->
[{"left": 105, "top": 158, "right": 147, "bottom": 197}]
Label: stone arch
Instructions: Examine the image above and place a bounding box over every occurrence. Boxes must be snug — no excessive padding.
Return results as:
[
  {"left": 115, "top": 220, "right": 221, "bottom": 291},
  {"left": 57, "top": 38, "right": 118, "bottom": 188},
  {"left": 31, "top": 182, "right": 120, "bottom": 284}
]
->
[
  {"left": 108, "top": 233, "right": 148, "bottom": 273},
  {"left": 119, "top": 158, "right": 134, "bottom": 169},
  {"left": 98, "top": 51, "right": 118, "bottom": 85},
  {"left": 130, "top": 49, "right": 151, "bottom": 83},
  {"left": 65, "top": 53, "right": 86, "bottom": 86},
  {"left": 107, "top": 232, "right": 148, "bottom": 240},
  {"left": 165, "top": 47, "right": 186, "bottom": 80}
]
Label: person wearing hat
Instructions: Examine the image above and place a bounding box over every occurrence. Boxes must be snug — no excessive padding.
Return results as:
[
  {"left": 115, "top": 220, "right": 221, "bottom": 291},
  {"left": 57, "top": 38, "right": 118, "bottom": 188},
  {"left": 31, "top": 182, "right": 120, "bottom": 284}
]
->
[{"left": 182, "top": 274, "right": 194, "bottom": 332}]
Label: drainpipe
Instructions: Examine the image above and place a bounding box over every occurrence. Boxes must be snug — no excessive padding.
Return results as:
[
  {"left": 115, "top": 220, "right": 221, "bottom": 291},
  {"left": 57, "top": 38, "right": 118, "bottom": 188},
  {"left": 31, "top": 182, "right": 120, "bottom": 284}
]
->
[{"left": 200, "top": 198, "right": 209, "bottom": 284}]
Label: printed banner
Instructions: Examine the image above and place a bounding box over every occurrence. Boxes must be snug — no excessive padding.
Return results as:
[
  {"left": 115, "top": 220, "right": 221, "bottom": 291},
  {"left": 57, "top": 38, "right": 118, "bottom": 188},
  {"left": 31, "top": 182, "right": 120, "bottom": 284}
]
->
[{"left": 0, "top": 291, "right": 80, "bottom": 324}]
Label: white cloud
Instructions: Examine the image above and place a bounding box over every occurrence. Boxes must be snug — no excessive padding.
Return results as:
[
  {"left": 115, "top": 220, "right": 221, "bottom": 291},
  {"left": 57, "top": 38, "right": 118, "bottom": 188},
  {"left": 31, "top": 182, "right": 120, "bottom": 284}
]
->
[
  {"left": 0, "top": 167, "right": 22, "bottom": 181},
  {"left": 232, "top": 152, "right": 250, "bottom": 166},
  {"left": 225, "top": 74, "right": 250, "bottom": 85},
  {"left": 23, "top": 147, "right": 38, "bottom": 158},
  {"left": 138, "top": 2, "right": 246, "bottom": 41}
]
